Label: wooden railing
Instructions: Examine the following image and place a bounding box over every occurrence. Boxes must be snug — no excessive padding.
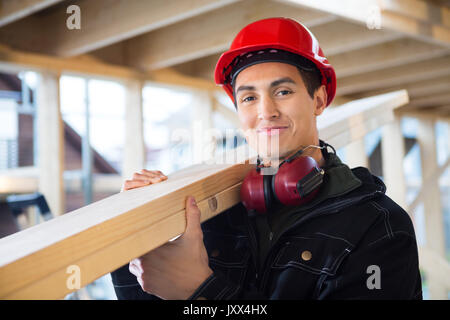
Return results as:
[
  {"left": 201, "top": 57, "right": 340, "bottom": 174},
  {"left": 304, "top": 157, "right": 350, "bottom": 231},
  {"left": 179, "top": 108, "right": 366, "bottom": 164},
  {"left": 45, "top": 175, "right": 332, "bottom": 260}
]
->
[{"left": 1, "top": 90, "right": 446, "bottom": 299}]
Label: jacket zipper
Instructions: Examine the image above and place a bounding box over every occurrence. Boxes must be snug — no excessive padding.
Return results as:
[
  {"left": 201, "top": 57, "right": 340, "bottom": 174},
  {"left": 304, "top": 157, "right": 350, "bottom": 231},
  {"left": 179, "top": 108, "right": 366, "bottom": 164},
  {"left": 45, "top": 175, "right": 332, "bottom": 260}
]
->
[
  {"left": 245, "top": 213, "right": 260, "bottom": 282},
  {"left": 257, "top": 190, "right": 383, "bottom": 292}
]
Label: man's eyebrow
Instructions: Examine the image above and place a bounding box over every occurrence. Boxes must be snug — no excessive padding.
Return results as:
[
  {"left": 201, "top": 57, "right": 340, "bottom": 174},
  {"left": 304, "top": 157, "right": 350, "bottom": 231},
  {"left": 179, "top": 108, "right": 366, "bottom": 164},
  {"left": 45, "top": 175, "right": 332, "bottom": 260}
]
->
[
  {"left": 236, "top": 77, "right": 296, "bottom": 94},
  {"left": 236, "top": 85, "right": 256, "bottom": 94},
  {"left": 270, "top": 77, "right": 296, "bottom": 87}
]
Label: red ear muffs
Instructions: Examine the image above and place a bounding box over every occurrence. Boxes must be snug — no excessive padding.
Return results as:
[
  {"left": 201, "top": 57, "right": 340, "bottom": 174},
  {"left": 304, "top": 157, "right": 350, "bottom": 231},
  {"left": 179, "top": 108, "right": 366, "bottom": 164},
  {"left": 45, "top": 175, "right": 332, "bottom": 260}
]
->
[{"left": 240, "top": 156, "right": 324, "bottom": 214}]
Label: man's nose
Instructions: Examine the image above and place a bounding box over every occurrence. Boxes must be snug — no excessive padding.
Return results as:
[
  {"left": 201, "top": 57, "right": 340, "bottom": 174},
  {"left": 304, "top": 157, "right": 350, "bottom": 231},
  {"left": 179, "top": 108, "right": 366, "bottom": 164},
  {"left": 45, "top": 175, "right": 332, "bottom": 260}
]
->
[{"left": 258, "top": 96, "right": 280, "bottom": 120}]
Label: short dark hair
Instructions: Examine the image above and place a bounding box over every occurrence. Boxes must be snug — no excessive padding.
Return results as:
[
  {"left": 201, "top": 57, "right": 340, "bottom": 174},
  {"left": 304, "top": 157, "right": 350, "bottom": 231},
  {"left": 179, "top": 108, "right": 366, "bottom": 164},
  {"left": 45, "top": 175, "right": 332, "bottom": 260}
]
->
[
  {"left": 232, "top": 65, "right": 322, "bottom": 108},
  {"left": 296, "top": 65, "right": 322, "bottom": 99}
]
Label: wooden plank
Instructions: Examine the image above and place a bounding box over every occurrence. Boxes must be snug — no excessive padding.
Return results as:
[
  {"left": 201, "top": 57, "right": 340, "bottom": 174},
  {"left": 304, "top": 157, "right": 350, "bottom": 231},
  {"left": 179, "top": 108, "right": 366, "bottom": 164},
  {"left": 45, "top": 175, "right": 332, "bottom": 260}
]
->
[
  {"left": 0, "top": 162, "right": 253, "bottom": 299},
  {"left": 0, "top": 91, "right": 408, "bottom": 299},
  {"left": 36, "top": 71, "right": 65, "bottom": 216},
  {"left": 0, "top": 0, "right": 63, "bottom": 28}
]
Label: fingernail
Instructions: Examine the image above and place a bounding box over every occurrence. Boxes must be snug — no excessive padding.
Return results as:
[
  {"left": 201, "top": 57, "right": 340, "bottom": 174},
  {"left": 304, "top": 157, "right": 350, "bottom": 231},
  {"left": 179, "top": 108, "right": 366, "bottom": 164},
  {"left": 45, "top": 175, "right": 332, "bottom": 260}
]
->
[{"left": 190, "top": 197, "right": 197, "bottom": 206}]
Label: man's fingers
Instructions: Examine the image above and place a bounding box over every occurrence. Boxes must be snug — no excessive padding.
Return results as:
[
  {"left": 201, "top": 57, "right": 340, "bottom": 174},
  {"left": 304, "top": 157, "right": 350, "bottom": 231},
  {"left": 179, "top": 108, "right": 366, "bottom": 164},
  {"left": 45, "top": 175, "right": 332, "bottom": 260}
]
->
[
  {"left": 140, "top": 170, "right": 168, "bottom": 180},
  {"left": 122, "top": 179, "right": 150, "bottom": 191},
  {"left": 122, "top": 172, "right": 168, "bottom": 191},
  {"left": 133, "top": 172, "right": 167, "bottom": 182},
  {"left": 183, "top": 196, "right": 202, "bottom": 238},
  {"left": 129, "top": 260, "right": 142, "bottom": 276}
]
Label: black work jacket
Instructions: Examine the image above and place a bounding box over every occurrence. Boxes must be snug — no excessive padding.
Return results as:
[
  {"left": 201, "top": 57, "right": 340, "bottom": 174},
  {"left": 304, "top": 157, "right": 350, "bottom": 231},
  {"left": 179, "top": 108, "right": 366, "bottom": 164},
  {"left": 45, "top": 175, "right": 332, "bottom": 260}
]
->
[{"left": 111, "top": 151, "right": 422, "bottom": 300}]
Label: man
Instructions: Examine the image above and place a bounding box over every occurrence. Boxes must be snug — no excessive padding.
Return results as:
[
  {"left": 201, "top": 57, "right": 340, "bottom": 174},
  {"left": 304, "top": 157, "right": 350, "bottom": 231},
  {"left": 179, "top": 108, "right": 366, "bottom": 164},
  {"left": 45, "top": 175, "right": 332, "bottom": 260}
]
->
[{"left": 111, "top": 17, "right": 422, "bottom": 300}]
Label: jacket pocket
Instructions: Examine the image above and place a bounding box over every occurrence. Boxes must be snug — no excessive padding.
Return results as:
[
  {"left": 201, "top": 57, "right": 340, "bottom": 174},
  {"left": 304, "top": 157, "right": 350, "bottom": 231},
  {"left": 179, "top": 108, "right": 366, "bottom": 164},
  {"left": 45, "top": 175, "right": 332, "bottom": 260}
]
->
[
  {"left": 264, "top": 233, "right": 354, "bottom": 299},
  {"left": 203, "top": 232, "right": 250, "bottom": 284},
  {"left": 204, "top": 232, "right": 248, "bottom": 267},
  {"left": 273, "top": 232, "right": 354, "bottom": 276}
]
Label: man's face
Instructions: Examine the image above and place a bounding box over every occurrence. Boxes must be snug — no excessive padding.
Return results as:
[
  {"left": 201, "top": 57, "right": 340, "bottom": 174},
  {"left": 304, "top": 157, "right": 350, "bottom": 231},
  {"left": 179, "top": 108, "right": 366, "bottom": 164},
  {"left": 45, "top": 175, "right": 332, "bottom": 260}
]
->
[{"left": 234, "top": 62, "right": 327, "bottom": 160}]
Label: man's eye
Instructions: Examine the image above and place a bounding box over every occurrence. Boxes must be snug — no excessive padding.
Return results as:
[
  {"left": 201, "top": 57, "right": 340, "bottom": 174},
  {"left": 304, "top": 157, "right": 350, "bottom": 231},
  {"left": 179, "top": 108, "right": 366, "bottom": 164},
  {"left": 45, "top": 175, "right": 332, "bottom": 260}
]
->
[
  {"left": 242, "top": 96, "right": 256, "bottom": 103},
  {"left": 276, "top": 90, "right": 292, "bottom": 96}
]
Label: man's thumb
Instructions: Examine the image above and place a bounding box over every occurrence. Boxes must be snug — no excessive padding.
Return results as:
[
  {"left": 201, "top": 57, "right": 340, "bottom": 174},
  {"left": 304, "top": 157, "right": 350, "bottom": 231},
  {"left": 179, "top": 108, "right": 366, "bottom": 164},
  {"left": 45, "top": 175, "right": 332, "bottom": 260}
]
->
[{"left": 184, "top": 196, "right": 202, "bottom": 236}]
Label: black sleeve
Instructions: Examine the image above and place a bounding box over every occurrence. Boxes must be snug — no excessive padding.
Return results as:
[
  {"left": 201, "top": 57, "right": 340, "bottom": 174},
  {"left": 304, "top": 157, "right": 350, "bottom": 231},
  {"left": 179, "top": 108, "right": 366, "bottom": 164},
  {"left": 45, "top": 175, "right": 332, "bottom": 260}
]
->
[
  {"left": 187, "top": 271, "right": 267, "bottom": 300},
  {"left": 111, "top": 263, "right": 263, "bottom": 300},
  {"left": 317, "top": 231, "right": 423, "bottom": 300},
  {"left": 110, "top": 263, "right": 161, "bottom": 300}
]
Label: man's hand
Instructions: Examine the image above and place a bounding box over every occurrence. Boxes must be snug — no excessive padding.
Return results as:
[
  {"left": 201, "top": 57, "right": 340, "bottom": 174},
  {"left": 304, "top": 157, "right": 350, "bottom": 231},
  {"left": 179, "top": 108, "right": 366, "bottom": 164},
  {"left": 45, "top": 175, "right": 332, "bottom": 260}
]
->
[
  {"left": 125, "top": 181, "right": 212, "bottom": 299},
  {"left": 121, "top": 169, "right": 168, "bottom": 192}
]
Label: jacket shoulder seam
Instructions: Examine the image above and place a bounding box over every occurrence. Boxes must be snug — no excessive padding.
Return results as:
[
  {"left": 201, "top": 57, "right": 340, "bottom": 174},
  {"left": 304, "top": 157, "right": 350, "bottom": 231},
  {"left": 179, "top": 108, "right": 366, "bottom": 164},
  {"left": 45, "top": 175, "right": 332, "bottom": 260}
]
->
[
  {"left": 367, "top": 230, "right": 416, "bottom": 247},
  {"left": 369, "top": 200, "right": 394, "bottom": 239}
]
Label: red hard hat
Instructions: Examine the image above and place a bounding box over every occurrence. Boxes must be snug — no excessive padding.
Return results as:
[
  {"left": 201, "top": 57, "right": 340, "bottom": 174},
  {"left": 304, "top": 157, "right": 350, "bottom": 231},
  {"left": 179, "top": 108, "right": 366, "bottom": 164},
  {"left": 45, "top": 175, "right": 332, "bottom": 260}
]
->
[{"left": 214, "top": 17, "right": 336, "bottom": 106}]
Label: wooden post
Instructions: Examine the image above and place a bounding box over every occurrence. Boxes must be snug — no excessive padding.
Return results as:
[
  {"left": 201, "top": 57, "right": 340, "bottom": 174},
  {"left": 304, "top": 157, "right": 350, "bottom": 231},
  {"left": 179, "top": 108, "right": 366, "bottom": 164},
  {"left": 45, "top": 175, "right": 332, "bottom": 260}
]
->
[
  {"left": 36, "top": 71, "right": 65, "bottom": 216},
  {"left": 381, "top": 116, "right": 407, "bottom": 210},
  {"left": 345, "top": 138, "right": 368, "bottom": 169},
  {"left": 417, "top": 118, "right": 447, "bottom": 299},
  {"left": 192, "top": 90, "right": 214, "bottom": 164},
  {"left": 82, "top": 78, "right": 93, "bottom": 205},
  {"left": 122, "top": 79, "right": 145, "bottom": 179}
]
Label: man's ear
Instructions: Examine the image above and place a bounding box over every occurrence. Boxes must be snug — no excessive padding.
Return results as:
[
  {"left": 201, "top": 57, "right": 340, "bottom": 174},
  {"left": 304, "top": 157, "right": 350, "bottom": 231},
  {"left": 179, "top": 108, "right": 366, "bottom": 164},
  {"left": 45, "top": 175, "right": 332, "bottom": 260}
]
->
[{"left": 314, "top": 85, "right": 327, "bottom": 116}]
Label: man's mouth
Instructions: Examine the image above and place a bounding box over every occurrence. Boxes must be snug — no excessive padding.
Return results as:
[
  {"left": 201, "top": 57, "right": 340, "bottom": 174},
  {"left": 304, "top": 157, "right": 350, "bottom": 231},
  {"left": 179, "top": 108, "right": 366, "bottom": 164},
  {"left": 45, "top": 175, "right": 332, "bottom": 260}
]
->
[{"left": 256, "top": 126, "right": 289, "bottom": 136}]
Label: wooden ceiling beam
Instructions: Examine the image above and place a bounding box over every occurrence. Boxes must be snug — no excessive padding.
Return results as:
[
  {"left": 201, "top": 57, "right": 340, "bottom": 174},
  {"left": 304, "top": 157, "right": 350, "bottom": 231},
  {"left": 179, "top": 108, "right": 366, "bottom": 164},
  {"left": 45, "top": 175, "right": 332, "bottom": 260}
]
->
[
  {"left": 403, "top": 92, "right": 450, "bottom": 109},
  {"left": 337, "top": 55, "right": 450, "bottom": 96},
  {"left": 172, "top": 20, "right": 406, "bottom": 80},
  {"left": 346, "top": 75, "right": 450, "bottom": 100},
  {"left": 174, "top": 39, "right": 449, "bottom": 88},
  {"left": 396, "top": 105, "right": 450, "bottom": 121},
  {"left": 276, "top": 0, "right": 450, "bottom": 47},
  {"left": 311, "top": 19, "right": 403, "bottom": 56},
  {"left": 0, "top": 0, "right": 240, "bottom": 57},
  {"left": 379, "top": 0, "right": 450, "bottom": 28},
  {"left": 0, "top": 44, "right": 217, "bottom": 91},
  {"left": 173, "top": 54, "right": 220, "bottom": 81},
  {"left": 0, "top": 0, "right": 63, "bottom": 28},
  {"left": 330, "top": 38, "right": 449, "bottom": 78},
  {"left": 125, "top": 0, "right": 336, "bottom": 71}
]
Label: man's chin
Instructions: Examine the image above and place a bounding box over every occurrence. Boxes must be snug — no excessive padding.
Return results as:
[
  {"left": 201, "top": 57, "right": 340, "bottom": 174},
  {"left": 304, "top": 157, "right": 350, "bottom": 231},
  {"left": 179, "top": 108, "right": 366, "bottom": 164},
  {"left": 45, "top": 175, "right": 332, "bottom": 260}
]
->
[{"left": 250, "top": 146, "right": 290, "bottom": 161}]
